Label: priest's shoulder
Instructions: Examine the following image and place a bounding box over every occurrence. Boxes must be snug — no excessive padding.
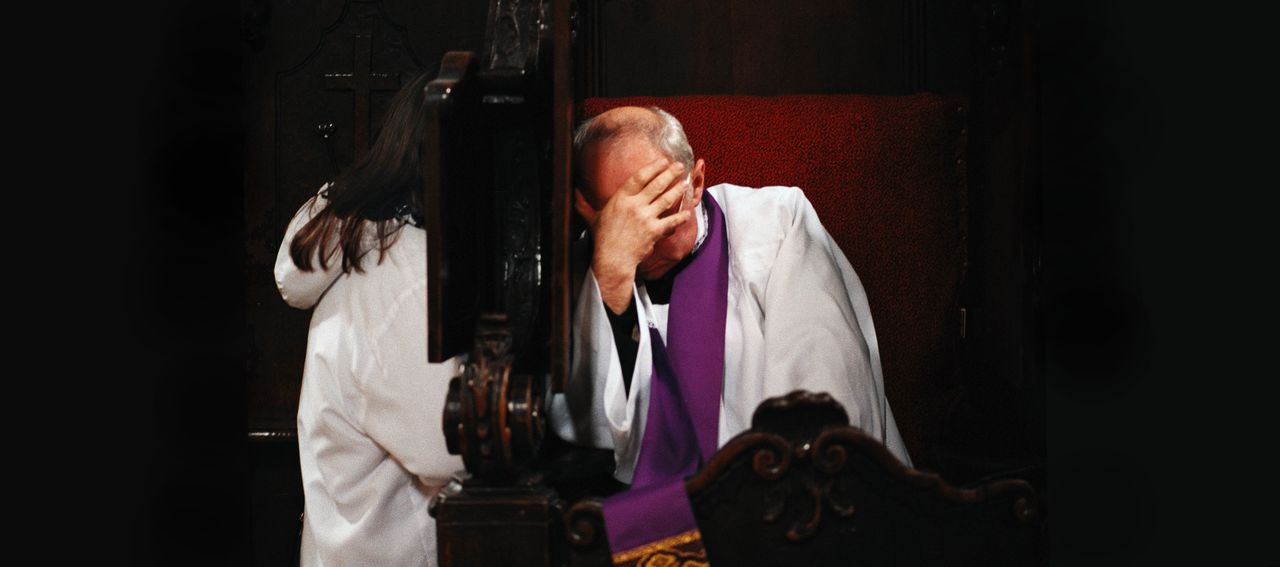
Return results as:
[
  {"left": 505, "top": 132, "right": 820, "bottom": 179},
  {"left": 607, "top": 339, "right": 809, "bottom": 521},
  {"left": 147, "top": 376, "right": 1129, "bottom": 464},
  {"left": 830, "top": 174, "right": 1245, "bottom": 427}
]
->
[
  {"left": 711, "top": 184, "right": 811, "bottom": 287},
  {"left": 709, "top": 183, "right": 810, "bottom": 229}
]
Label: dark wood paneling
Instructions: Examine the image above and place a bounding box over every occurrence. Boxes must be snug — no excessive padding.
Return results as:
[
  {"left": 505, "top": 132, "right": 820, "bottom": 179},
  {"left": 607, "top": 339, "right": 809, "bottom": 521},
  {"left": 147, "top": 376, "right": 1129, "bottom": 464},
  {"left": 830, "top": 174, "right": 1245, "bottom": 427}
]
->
[
  {"left": 727, "top": 1, "right": 909, "bottom": 94},
  {"left": 938, "top": 0, "right": 1044, "bottom": 483},
  {"left": 599, "top": 0, "right": 733, "bottom": 95},
  {"left": 592, "top": 0, "right": 972, "bottom": 96}
]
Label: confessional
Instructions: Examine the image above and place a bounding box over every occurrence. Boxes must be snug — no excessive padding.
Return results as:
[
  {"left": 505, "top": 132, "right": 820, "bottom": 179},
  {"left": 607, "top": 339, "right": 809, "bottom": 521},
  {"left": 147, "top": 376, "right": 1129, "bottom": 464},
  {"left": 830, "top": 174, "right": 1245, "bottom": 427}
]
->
[{"left": 417, "top": 0, "right": 1045, "bottom": 565}]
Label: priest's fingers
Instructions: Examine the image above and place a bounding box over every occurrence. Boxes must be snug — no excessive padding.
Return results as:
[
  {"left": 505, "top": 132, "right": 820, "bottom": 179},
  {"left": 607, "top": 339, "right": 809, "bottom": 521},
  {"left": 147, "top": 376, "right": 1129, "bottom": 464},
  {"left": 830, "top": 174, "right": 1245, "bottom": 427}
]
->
[
  {"left": 637, "top": 161, "right": 686, "bottom": 202},
  {"left": 573, "top": 189, "right": 599, "bottom": 228},
  {"left": 617, "top": 157, "right": 671, "bottom": 196},
  {"left": 649, "top": 174, "right": 688, "bottom": 216},
  {"left": 656, "top": 209, "right": 694, "bottom": 237}
]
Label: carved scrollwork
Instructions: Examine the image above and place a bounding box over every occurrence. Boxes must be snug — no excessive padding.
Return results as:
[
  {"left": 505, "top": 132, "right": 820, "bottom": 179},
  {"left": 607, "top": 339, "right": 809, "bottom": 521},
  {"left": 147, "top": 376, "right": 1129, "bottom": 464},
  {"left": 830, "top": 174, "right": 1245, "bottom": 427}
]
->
[
  {"left": 786, "top": 481, "right": 825, "bottom": 541},
  {"left": 712, "top": 390, "right": 1038, "bottom": 544},
  {"left": 443, "top": 314, "right": 546, "bottom": 480},
  {"left": 749, "top": 434, "right": 793, "bottom": 481},
  {"left": 826, "top": 475, "right": 857, "bottom": 518},
  {"left": 760, "top": 484, "right": 787, "bottom": 523},
  {"left": 759, "top": 476, "right": 859, "bottom": 542},
  {"left": 505, "top": 371, "right": 546, "bottom": 463},
  {"left": 747, "top": 431, "right": 862, "bottom": 542},
  {"left": 748, "top": 390, "right": 850, "bottom": 444},
  {"left": 811, "top": 424, "right": 1041, "bottom": 525},
  {"left": 813, "top": 434, "right": 848, "bottom": 474},
  {"left": 565, "top": 499, "right": 606, "bottom": 548},
  {"left": 493, "top": 4, "right": 521, "bottom": 66},
  {"left": 484, "top": 0, "right": 545, "bottom": 71},
  {"left": 561, "top": 390, "right": 1041, "bottom": 563}
]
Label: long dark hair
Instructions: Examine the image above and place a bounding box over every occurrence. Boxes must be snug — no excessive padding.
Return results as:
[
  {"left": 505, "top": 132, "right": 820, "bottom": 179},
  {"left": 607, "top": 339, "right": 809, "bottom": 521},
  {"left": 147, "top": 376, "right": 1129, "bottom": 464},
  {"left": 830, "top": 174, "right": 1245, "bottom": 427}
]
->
[{"left": 290, "top": 69, "right": 433, "bottom": 273}]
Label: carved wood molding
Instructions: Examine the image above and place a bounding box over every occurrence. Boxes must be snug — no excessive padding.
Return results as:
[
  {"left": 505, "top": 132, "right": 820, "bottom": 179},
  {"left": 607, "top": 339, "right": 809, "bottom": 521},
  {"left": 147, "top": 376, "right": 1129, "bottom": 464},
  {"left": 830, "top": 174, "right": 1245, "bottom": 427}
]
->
[
  {"left": 483, "top": 0, "right": 547, "bottom": 73},
  {"left": 443, "top": 314, "right": 546, "bottom": 481},
  {"left": 549, "top": 0, "right": 573, "bottom": 393},
  {"left": 565, "top": 391, "right": 1039, "bottom": 556},
  {"left": 423, "top": 50, "right": 478, "bottom": 363}
]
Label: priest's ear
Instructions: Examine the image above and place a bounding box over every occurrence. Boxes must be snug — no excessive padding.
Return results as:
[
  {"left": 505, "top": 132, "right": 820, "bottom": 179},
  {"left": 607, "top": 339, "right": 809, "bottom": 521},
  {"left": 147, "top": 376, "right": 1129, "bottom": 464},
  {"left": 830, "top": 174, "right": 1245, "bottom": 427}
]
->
[
  {"left": 573, "top": 188, "right": 599, "bottom": 231},
  {"left": 688, "top": 158, "right": 707, "bottom": 205}
]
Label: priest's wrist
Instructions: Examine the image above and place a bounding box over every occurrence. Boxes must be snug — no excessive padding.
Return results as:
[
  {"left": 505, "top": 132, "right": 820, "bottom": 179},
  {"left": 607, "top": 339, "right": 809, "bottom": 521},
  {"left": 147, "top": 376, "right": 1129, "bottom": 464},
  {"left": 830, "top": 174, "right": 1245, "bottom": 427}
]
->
[{"left": 592, "top": 257, "right": 636, "bottom": 315}]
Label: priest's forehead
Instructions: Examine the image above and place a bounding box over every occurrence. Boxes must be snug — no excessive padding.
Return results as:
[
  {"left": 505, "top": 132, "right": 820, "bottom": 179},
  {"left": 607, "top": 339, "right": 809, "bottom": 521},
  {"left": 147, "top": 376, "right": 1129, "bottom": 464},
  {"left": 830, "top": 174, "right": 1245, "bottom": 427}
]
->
[{"left": 579, "top": 134, "right": 668, "bottom": 205}]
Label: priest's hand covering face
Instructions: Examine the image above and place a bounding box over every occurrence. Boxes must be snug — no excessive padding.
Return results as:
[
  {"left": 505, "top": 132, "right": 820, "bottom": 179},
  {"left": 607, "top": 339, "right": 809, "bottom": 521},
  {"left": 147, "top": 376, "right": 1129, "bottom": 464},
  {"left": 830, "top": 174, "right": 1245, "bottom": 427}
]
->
[{"left": 573, "top": 107, "right": 707, "bottom": 314}]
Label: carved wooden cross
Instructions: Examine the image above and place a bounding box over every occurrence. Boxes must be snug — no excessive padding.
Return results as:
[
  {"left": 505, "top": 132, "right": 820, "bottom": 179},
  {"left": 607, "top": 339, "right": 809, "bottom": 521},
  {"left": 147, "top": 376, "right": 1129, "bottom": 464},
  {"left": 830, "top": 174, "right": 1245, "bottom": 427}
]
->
[{"left": 324, "top": 34, "right": 400, "bottom": 161}]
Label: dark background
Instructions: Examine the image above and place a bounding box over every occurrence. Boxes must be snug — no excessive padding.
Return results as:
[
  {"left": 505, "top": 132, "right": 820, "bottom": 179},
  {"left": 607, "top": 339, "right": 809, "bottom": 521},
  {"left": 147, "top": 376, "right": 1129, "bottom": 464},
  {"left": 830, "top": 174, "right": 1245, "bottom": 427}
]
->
[{"left": 56, "top": 0, "right": 1276, "bottom": 564}]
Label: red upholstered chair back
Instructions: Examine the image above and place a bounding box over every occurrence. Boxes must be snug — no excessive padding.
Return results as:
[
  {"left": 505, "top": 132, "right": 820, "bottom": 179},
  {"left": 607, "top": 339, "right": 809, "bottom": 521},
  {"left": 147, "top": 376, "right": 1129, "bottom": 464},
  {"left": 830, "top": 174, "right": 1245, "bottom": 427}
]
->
[{"left": 580, "top": 95, "right": 968, "bottom": 467}]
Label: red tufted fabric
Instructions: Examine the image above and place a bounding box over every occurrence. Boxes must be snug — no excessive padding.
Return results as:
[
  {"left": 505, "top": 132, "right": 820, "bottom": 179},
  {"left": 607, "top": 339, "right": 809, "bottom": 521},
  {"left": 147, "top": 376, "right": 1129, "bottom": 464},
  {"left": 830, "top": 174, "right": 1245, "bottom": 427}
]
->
[{"left": 580, "top": 95, "right": 967, "bottom": 466}]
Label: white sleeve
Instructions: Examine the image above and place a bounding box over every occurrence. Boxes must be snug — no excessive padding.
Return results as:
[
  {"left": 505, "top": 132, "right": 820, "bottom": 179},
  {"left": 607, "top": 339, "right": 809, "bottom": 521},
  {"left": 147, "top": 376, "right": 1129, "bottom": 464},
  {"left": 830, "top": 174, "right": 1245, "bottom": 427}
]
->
[
  {"left": 275, "top": 183, "right": 343, "bottom": 309},
  {"left": 761, "top": 189, "right": 912, "bottom": 466},
  {"left": 548, "top": 268, "right": 652, "bottom": 483},
  {"left": 352, "top": 288, "right": 466, "bottom": 483}
]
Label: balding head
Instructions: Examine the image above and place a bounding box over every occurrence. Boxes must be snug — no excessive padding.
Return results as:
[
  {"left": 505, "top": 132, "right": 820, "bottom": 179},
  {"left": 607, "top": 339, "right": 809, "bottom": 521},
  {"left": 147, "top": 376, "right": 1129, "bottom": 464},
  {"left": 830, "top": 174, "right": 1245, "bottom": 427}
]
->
[{"left": 573, "top": 106, "right": 696, "bottom": 197}]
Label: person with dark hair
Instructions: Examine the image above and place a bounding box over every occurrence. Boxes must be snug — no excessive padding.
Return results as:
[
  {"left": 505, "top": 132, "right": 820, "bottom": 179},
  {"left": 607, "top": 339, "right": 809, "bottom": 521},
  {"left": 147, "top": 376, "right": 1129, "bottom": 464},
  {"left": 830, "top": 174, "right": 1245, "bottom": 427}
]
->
[{"left": 274, "top": 70, "right": 462, "bottom": 567}]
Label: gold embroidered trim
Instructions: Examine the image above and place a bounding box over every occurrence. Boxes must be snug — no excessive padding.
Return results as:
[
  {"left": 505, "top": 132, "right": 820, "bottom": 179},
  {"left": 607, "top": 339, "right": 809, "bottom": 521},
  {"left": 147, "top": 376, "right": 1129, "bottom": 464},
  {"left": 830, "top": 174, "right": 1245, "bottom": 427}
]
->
[{"left": 611, "top": 528, "right": 706, "bottom": 564}]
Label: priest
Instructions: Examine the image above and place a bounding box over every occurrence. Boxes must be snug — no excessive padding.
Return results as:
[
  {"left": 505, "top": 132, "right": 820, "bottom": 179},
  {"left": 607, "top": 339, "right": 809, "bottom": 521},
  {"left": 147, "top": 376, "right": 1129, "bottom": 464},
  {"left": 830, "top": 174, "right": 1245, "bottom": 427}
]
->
[{"left": 548, "top": 106, "right": 911, "bottom": 566}]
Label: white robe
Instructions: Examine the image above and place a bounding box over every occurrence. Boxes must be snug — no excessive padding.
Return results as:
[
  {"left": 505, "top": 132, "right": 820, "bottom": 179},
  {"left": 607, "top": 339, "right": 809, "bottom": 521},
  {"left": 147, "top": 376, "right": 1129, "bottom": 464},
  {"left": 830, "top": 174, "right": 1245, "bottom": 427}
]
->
[
  {"left": 275, "top": 186, "right": 465, "bottom": 567},
  {"left": 549, "top": 183, "right": 911, "bottom": 483}
]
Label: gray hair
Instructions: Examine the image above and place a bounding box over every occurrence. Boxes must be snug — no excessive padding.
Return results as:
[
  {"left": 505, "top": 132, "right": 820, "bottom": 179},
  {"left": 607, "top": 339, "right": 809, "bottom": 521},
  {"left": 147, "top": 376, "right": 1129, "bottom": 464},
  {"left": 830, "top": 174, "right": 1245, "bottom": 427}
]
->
[{"left": 572, "top": 106, "right": 695, "bottom": 189}]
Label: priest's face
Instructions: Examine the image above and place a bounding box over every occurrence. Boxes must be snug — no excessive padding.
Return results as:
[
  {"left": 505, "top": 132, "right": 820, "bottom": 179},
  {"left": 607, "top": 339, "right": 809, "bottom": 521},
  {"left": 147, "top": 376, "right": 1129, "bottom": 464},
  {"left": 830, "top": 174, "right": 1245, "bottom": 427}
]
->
[{"left": 581, "top": 136, "right": 707, "bottom": 280}]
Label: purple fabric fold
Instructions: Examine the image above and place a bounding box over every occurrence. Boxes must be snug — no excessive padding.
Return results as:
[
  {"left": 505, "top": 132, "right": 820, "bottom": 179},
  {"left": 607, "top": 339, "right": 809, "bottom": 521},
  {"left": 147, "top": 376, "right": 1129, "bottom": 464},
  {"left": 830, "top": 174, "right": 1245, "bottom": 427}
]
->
[
  {"left": 602, "top": 479, "right": 699, "bottom": 555},
  {"left": 602, "top": 193, "right": 729, "bottom": 560},
  {"left": 663, "top": 193, "right": 730, "bottom": 467}
]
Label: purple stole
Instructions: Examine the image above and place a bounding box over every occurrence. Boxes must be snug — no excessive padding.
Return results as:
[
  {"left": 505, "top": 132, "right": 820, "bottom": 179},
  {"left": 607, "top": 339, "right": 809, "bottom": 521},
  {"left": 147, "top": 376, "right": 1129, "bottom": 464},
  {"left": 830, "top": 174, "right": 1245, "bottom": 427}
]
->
[{"left": 601, "top": 193, "right": 729, "bottom": 567}]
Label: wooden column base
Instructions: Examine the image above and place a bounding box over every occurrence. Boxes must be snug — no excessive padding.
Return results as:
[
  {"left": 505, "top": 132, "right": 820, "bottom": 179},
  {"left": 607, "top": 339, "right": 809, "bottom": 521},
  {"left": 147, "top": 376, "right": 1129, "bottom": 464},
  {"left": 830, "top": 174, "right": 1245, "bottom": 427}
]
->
[{"left": 432, "top": 473, "right": 563, "bottom": 567}]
